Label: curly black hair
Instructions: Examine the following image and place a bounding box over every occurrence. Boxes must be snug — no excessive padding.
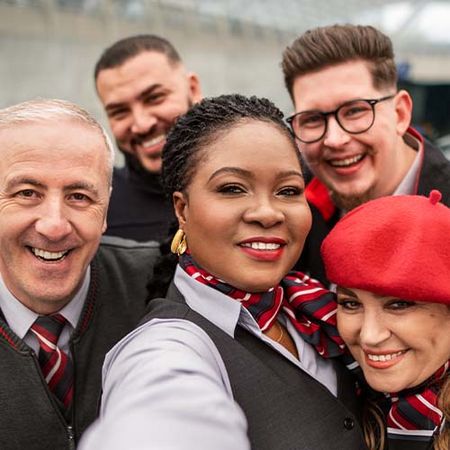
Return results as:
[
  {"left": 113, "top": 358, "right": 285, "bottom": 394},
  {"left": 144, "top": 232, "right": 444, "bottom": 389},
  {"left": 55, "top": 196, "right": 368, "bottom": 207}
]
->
[
  {"left": 148, "top": 94, "right": 301, "bottom": 300},
  {"left": 162, "top": 93, "right": 300, "bottom": 197}
]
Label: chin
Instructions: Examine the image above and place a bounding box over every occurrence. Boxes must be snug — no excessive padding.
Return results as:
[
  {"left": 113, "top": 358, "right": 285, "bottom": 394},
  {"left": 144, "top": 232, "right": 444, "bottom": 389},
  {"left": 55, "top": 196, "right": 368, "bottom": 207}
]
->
[
  {"left": 234, "top": 277, "right": 280, "bottom": 293},
  {"left": 364, "top": 372, "right": 409, "bottom": 394},
  {"left": 142, "top": 162, "right": 162, "bottom": 173},
  {"left": 330, "top": 188, "right": 374, "bottom": 211}
]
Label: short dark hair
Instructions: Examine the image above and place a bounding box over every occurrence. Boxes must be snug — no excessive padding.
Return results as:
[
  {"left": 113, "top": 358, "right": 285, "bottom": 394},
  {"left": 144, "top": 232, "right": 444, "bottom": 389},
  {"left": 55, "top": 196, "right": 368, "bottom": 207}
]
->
[
  {"left": 162, "top": 94, "right": 300, "bottom": 196},
  {"left": 94, "top": 34, "right": 182, "bottom": 80},
  {"left": 282, "top": 24, "right": 397, "bottom": 99}
]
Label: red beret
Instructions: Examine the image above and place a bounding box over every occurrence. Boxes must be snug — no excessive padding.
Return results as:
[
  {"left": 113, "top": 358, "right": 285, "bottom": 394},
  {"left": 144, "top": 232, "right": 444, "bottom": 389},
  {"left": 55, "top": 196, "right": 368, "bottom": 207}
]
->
[{"left": 321, "top": 191, "right": 450, "bottom": 305}]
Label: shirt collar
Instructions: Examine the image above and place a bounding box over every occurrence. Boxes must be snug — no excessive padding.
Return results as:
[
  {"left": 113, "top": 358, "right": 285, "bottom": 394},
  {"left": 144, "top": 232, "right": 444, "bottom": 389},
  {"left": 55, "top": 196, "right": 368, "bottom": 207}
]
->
[
  {"left": 174, "top": 265, "right": 252, "bottom": 338},
  {"left": 0, "top": 267, "right": 91, "bottom": 338},
  {"left": 393, "top": 131, "right": 423, "bottom": 195},
  {"left": 58, "top": 267, "right": 91, "bottom": 330}
]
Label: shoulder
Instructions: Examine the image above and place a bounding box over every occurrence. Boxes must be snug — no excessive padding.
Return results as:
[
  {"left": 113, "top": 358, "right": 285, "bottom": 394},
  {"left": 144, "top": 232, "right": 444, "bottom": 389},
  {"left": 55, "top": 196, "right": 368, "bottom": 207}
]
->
[
  {"left": 423, "top": 140, "right": 450, "bottom": 168},
  {"left": 112, "top": 165, "right": 128, "bottom": 181},
  {"left": 103, "top": 317, "right": 230, "bottom": 390},
  {"left": 82, "top": 317, "right": 249, "bottom": 450},
  {"left": 98, "top": 234, "right": 160, "bottom": 255},
  {"left": 108, "top": 318, "right": 219, "bottom": 360},
  {"left": 419, "top": 140, "right": 450, "bottom": 204},
  {"left": 94, "top": 235, "right": 160, "bottom": 272}
]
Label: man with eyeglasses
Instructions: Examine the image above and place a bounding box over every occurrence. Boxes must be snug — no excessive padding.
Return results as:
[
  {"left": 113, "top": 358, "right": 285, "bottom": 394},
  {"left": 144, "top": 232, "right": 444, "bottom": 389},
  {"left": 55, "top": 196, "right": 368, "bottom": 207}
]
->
[{"left": 282, "top": 24, "right": 450, "bottom": 285}]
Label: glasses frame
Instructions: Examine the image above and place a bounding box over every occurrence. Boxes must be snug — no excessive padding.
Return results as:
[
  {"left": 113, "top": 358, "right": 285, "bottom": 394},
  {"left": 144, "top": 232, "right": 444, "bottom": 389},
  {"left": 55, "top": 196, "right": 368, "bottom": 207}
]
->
[{"left": 286, "top": 94, "right": 396, "bottom": 144}]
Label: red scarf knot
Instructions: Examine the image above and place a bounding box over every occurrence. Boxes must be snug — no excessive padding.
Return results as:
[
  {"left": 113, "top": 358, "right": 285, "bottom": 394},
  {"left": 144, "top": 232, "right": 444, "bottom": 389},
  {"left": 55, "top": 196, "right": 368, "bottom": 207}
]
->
[{"left": 179, "top": 253, "right": 345, "bottom": 359}]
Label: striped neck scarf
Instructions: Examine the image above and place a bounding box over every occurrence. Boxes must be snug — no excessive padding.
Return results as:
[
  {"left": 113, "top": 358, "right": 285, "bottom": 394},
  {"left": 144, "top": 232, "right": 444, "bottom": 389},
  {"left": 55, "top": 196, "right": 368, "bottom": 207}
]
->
[
  {"left": 179, "top": 253, "right": 346, "bottom": 359},
  {"left": 383, "top": 360, "right": 449, "bottom": 443}
]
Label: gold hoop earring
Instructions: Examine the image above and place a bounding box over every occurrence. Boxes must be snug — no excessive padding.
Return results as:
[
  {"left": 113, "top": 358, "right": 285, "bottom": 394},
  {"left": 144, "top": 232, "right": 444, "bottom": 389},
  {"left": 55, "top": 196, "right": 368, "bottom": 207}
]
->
[{"left": 170, "top": 229, "right": 187, "bottom": 256}]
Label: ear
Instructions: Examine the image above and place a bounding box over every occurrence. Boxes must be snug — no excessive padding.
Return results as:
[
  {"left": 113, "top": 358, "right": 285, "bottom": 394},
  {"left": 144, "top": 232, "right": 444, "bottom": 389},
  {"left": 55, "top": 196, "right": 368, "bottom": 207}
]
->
[
  {"left": 394, "top": 90, "right": 413, "bottom": 136},
  {"left": 102, "top": 217, "right": 107, "bottom": 234},
  {"left": 102, "top": 191, "right": 112, "bottom": 233},
  {"left": 187, "top": 72, "right": 202, "bottom": 104},
  {"left": 173, "top": 191, "right": 188, "bottom": 228}
]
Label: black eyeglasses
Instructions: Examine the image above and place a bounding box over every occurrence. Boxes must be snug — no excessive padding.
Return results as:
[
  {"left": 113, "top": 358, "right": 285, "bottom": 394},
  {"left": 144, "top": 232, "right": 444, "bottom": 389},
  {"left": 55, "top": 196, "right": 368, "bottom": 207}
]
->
[{"left": 286, "top": 94, "right": 396, "bottom": 144}]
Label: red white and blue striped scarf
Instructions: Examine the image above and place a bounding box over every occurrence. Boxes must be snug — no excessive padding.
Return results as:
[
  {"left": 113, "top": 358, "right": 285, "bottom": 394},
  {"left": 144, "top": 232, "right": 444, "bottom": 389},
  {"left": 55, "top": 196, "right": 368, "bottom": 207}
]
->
[
  {"left": 383, "top": 360, "right": 449, "bottom": 443},
  {"left": 179, "top": 252, "right": 346, "bottom": 359},
  {"left": 180, "top": 253, "right": 448, "bottom": 442}
]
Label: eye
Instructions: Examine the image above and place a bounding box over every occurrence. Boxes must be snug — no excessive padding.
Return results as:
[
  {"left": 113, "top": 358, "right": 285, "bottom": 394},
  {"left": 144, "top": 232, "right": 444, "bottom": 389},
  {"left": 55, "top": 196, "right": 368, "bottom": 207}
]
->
[
  {"left": 68, "top": 192, "right": 92, "bottom": 203},
  {"left": 298, "top": 113, "right": 323, "bottom": 128},
  {"left": 277, "top": 186, "right": 302, "bottom": 197},
  {"left": 337, "top": 297, "right": 361, "bottom": 311},
  {"left": 108, "top": 108, "right": 128, "bottom": 120},
  {"left": 217, "top": 184, "right": 246, "bottom": 195},
  {"left": 341, "top": 102, "right": 371, "bottom": 119},
  {"left": 17, "top": 189, "right": 37, "bottom": 198},
  {"left": 385, "top": 300, "right": 415, "bottom": 310},
  {"left": 144, "top": 92, "right": 166, "bottom": 105}
]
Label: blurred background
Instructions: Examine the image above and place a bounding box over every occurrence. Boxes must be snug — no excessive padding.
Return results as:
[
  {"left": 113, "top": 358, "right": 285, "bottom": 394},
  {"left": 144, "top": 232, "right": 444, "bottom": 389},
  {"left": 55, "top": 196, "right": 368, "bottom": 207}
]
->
[{"left": 1, "top": 0, "right": 450, "bottom": 159}]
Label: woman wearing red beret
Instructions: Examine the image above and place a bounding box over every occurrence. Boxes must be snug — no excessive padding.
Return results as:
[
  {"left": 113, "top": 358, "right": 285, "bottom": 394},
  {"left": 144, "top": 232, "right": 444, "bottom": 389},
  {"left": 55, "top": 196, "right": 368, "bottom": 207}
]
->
[{"left": 322, "top": 190, "right": 450, "bottom": 450}]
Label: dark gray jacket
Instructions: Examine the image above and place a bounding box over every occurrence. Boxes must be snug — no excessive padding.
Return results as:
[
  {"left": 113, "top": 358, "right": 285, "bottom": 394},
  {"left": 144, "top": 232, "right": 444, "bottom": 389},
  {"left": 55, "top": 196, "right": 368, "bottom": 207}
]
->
[{"left": 0, "top": 236, "right": 159, "bottom": 450}]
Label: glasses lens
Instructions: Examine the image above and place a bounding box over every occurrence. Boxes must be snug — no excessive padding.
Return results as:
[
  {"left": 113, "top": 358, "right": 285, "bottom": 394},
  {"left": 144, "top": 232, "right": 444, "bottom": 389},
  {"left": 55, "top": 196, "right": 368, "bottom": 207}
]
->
[
  {"left": 293, "top": 112, "right": 325, "bottom": 143},
  {"left": 337, "top": 100, "right": 374, "bottom": 133}
]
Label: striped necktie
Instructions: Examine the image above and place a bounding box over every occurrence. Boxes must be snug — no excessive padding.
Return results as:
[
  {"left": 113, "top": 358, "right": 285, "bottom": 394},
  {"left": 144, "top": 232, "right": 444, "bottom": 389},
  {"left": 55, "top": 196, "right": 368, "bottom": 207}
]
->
[{"left": 30, "top": 314, "right": 74, "bottom": 409}]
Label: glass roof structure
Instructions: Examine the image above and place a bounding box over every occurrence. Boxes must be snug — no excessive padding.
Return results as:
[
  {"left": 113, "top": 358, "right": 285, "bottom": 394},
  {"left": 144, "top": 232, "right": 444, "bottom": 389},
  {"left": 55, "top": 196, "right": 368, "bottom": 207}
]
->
[{"left": 3, "top": 0, "right": 450, "bottom": 52}]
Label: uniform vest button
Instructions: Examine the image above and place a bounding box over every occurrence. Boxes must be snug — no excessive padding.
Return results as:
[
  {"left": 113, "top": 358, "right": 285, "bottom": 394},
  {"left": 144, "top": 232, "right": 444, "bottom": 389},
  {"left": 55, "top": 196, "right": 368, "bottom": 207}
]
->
[{"left": 343, "top": 417, "right": 354, "bottom": 430}]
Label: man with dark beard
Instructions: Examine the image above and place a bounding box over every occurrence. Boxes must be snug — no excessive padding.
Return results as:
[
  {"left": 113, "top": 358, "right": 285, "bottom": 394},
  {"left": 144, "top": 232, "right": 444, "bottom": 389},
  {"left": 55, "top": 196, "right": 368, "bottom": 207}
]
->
[
  {"left": 281, "top": 24, "right": 450, "bottom": 284},
  {"left": 95, "top": 35, "right": 202, "bottom": 242}
]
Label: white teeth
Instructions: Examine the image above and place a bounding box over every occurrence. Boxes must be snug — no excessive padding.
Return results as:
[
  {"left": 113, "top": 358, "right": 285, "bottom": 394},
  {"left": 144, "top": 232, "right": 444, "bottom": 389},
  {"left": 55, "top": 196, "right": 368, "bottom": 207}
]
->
[
  {"left": 241, "top": 242, "right": 281, "bottom": 250},
  {"left": 367, "top": 351, "right": 404, "bottom": 362},
  {"left": 330, "top": 154, "right": 364, "bottom": 167},
  {"left": 141, "top": 135, "right": 166, "bottom": 148},
  {"left": 32, "top": 248, "right": 68, "bottom": 261}
]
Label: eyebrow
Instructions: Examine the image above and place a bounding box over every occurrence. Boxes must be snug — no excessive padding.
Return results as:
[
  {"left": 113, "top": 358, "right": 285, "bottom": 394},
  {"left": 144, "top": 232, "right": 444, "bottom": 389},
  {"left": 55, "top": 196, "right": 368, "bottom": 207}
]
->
[
  {"left": 105, "top": 84, "right": 164, "bottom": 112},
  {"left": 5, "top": 177, "right": 45, "bottom": 191},
  {"left": 208, "top": 167, "right": 303, "bottom": 182},
  {"left": 5, "top": 177, "right": 99, "bottom": 196},
  {"left": 337, "top": 286, "right": 390, "bottom": 301},
  {"left": 298, "top": 97, "right": 364, "bottom": 115},
  {"left": 336, "top": 287, "right": 357, "bottom": 297}
]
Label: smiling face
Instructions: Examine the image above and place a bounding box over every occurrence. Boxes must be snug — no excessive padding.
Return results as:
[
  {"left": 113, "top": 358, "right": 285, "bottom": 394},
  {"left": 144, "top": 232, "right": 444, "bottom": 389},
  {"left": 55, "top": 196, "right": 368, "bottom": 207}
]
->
[
  {"left": 96, "top": 51, "right": 201, "bottom": 173},
  {"left": 291, "top": 60, "right": 416, "bottom": 210},
  {"left": 337, "top": 287, "right": 450, "bottom": 393},
  {"left": 0, "top": 119, "right": 111, "bottom": 314},
  {"left": 173, "top": 120, "right": 312, "bottom": 292}
]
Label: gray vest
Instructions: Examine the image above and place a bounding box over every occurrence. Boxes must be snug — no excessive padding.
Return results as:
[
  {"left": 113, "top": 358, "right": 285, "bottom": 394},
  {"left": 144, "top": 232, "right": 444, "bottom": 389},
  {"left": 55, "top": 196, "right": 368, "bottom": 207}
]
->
[{"left": 143, "top": 284, "right": 368, "bottom": 450}]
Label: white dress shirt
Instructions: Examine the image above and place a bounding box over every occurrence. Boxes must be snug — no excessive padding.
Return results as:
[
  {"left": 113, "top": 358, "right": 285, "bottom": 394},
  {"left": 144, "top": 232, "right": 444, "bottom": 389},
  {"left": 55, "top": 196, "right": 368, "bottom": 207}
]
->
[
  {"left": 0, "top": 268, "right": 90, "bottom": 356},
  {"left": 80, "top": 266, "right": 339, "bottom": 450},
  {"left": 394, "top": 132, "right": 423, "bottom": 195}
]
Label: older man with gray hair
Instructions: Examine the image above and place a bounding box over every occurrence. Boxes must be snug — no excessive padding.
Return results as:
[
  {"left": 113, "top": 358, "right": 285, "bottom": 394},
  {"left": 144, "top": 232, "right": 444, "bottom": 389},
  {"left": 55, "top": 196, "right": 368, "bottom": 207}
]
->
[{"left": 0, "top": 98, "right": 159, "bottom": 449}]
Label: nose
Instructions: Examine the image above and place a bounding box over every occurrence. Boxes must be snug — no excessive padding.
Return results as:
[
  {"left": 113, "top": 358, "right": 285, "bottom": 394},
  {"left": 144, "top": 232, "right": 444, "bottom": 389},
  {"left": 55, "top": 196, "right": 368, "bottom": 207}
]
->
[
  {"left": 322, "top": 116, "right": 351, "bottom": 148},
  {"left": 130, "top": 106, "right": 157, "bottom": 135},
  {"left": 34, "top": 199, "right": 73, "bottom": 241},
  {"left": 243, "top": 196, "right": 284, "bottom": 228},
  {"left": 359, "top": 310, "right": 391, "bottom": 347}
]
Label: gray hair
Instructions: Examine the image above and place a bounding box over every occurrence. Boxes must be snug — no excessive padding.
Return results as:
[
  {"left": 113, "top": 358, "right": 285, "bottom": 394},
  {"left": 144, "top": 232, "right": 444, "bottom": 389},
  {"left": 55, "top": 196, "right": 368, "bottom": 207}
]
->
[{"left": 0, "top": 98, "right": 115, "bottom": 186}]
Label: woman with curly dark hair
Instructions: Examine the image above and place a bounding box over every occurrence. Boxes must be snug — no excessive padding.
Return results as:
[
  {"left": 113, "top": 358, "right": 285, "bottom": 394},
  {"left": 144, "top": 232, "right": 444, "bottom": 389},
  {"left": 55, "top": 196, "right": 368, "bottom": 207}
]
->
[{"left": 81, "top": 94, "right": 366, "bottom": 450}]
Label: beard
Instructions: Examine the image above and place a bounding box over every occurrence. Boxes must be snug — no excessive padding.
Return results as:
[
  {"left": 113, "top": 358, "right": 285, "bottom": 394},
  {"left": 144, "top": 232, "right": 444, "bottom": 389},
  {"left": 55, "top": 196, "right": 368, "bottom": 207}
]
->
[
  {"left": 320, "top": 146, "right": 379, "bottom": 211},
  {"left": 330, "top": 186, "right": 377, "bottom": 212}
]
